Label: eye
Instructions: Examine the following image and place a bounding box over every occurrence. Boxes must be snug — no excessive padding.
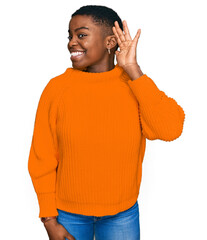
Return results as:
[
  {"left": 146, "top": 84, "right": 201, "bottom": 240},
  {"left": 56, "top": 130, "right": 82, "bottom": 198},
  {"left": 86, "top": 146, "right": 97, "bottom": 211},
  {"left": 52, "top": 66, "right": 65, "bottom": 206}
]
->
[{"left": 67, "top": 34, "right": 87, "bottom": 40}]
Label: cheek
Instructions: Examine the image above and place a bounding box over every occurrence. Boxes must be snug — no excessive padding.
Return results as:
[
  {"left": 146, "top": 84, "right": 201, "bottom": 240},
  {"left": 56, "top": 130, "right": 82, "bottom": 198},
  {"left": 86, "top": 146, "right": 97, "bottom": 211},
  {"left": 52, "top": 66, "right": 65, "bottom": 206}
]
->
[{"left": 87, "top": 40, "right": 105, "bottom": 56}]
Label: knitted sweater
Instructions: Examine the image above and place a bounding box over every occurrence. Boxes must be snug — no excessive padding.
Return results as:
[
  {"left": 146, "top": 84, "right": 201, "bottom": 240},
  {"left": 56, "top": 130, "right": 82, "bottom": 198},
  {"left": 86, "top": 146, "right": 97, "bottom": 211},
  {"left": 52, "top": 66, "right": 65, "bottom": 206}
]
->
[{"left": 28, "top": 63, "right": 185, "bottom": 218}]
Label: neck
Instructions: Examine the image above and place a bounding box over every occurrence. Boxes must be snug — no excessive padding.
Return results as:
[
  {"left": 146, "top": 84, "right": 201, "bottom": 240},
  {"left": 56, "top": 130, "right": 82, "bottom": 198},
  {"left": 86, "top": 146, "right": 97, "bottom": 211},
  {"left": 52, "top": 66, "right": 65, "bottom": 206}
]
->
[
  {"left": 67, "top": 63, "right": 125, "bottom": 82},
  {"left": 80, "top": 60, "right": 115, "bottom": 73},
  {"left": 83, "top": 64, "right": 115, "bottom": 73}
]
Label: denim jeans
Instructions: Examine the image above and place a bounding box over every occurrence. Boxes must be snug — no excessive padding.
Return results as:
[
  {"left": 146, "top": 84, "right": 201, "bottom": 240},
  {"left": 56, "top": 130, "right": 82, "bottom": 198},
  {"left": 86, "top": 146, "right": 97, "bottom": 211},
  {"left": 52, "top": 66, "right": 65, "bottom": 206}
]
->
[{"left": 57, "top": 200, "right": 140, "bottom": 240}]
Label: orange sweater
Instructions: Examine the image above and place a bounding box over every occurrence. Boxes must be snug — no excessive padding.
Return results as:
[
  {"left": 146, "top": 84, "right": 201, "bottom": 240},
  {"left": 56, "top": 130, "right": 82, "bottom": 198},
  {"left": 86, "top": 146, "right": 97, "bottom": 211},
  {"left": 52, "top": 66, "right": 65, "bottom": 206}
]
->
[{"left": 28, "top": 63, "right": 185, "bottom": 218}]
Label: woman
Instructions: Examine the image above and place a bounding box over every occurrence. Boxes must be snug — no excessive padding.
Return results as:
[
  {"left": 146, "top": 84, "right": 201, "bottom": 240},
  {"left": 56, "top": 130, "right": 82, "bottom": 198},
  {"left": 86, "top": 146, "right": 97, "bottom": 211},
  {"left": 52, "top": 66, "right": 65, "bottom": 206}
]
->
[{"left": 28, "top": 5, "right": 185, "bottom": 240}]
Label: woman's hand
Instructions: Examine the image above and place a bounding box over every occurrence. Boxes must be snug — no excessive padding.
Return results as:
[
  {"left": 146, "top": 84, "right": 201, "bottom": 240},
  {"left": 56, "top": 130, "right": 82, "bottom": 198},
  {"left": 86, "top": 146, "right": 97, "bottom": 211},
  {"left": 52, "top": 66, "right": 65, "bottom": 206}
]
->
[
  {"left": 112, "top": 20, "right": 141, "bottom": 71},
  {"left": 44, "top": 219, "right": 76, "bottom": 240}
]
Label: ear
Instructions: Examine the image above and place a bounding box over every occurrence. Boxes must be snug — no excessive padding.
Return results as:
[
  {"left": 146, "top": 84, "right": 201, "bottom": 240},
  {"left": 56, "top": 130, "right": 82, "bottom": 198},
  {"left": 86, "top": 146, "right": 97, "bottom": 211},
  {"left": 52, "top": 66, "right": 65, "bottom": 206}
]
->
[{"left": 106, "top": 35, "right": 117, "bottom": 49}]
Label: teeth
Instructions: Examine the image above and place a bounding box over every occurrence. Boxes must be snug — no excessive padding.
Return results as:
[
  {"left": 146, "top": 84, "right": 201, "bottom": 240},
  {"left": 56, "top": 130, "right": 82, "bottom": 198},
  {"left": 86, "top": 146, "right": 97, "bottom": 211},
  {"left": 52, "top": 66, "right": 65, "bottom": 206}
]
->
[{"left": 71, "top": 51, "right": 85, "bottom": 56}]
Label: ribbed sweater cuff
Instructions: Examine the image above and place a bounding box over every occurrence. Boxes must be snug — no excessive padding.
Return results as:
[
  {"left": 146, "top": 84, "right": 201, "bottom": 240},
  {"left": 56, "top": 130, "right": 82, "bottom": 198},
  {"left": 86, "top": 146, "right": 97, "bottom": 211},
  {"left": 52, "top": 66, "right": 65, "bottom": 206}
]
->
[
  {"left": 127, "top": 74, "right": 164, "bottom": 106},
  {"left": 37, "top": 192, "right": 58, "bottom": 218}
]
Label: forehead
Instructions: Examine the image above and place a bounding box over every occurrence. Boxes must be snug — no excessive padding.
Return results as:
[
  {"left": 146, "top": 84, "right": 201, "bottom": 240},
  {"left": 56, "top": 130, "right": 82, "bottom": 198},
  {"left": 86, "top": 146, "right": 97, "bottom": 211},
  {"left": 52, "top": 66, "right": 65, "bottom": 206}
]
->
[{"left": 68, "top": 15, "right": 98, "bottom": 33}]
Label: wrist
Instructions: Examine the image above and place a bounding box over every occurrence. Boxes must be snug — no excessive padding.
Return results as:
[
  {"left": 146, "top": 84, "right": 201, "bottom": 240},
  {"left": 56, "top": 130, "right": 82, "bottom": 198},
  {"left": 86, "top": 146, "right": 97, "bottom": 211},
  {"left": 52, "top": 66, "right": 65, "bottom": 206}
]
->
[
  {"left": 40, "top": 216, "right": 57, "bottom": 224},
  {"left": 123, "top": 63, "right": 140, "bottom": 71},
  {"left": 123, "top": 64, "right": 144, "bottom": 80}
]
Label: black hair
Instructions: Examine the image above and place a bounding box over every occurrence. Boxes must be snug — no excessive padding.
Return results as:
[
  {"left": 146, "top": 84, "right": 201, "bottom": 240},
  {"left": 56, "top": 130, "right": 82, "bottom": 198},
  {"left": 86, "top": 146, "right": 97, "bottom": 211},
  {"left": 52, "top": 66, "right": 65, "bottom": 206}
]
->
[{"left": 71, "top": 5, "right": 123, "bottom": 52}]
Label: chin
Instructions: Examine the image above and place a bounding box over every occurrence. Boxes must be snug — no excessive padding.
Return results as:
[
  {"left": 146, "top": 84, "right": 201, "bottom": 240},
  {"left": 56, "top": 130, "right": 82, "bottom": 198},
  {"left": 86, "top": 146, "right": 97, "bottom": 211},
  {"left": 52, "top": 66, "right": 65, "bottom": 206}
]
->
[{"left": 71, "top": 62, "right": 87, "bottom": 71}]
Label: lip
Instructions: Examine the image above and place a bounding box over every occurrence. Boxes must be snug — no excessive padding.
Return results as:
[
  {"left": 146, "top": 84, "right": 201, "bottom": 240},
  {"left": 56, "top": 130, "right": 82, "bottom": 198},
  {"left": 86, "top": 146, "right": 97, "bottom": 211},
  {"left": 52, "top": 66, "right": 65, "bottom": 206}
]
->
[
  {"left": 70, "top": 51, "right": 86, "bottom": 61},
  {"left": 70, "top": 49, "right": 85, "bottom": 53}
]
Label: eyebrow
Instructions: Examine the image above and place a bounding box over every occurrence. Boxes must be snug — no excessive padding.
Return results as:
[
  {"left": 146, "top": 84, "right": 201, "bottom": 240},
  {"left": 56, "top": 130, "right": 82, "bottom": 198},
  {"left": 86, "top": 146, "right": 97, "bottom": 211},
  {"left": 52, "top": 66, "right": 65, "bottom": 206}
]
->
[{"left": 68, "top": 27, "right": 90, "bottom": 33}]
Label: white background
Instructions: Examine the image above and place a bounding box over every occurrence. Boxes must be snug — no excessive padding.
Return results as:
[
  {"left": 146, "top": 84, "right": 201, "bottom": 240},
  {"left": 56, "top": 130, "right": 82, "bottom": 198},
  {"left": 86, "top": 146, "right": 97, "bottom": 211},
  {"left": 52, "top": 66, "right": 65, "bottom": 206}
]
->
[{"left": 0, "top": 0, "right": 206, "bottom": 239}]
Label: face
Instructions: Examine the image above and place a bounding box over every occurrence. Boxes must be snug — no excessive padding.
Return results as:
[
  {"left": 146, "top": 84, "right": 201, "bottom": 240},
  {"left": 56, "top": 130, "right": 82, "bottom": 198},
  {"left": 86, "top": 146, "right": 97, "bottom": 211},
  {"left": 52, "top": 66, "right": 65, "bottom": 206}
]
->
[{"left": 68, "top": 15, "right": 117, "bottom": 71}]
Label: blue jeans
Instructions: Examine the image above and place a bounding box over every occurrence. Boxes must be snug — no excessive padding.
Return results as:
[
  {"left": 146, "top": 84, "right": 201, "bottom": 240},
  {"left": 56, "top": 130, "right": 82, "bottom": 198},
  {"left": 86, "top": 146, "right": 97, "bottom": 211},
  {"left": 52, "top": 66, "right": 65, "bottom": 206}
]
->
[{"left": 57, "top": 200, "right": 140, "bottom": 240}]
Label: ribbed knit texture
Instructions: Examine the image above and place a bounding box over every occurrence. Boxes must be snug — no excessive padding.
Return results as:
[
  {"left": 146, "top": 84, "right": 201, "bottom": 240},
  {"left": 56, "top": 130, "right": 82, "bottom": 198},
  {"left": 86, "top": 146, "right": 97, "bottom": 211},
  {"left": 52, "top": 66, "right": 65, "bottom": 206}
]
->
[{"left": 28, "top": 63, "right": 185, "bottom": 218}]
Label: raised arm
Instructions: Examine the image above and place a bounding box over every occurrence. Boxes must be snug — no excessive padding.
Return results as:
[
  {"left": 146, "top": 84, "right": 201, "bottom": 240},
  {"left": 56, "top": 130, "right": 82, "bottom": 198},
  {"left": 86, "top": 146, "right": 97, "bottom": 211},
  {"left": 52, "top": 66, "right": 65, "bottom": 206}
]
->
[{"left": 126, "top": 64, "right": 185, "bottom": 141}]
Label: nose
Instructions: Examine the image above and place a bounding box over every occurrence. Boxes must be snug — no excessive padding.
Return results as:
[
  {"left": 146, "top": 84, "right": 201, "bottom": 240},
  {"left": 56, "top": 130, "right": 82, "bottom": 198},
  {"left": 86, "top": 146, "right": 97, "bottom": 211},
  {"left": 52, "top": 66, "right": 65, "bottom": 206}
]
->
[{"left": 68, "top": 36, "right": 78, "bottom": 49}]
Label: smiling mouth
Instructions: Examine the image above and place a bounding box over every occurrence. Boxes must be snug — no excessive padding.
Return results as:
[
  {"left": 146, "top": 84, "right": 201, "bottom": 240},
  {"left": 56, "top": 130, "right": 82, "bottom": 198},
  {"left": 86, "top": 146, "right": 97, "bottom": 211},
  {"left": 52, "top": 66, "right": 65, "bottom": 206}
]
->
[{"left": 70, "top": 51, "right": 86, "bottom": 61}]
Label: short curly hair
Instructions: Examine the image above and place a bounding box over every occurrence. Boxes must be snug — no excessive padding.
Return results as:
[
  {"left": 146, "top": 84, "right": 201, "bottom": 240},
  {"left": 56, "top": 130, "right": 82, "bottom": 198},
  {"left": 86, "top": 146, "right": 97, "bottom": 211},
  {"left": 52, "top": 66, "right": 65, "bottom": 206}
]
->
[{"left": 71, "top": 5, "right": 123, "bottom": 52}]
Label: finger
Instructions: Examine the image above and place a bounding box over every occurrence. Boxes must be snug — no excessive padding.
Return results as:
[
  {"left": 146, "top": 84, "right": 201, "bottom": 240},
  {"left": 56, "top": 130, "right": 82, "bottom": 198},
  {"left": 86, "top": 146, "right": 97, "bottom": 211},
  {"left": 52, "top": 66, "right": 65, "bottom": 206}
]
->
[
  {"left": 66, "top": 232, "right": 76, "bottom": 240},
  {"left": 122, "top": 20, "right": 132, "bottom": 41},
  {"left": 114, "top": 21, "right": 125, "bottom": 42},
  {"left": 133, "top": 29, "right": 141, "bottom": 46},
  {"left": 112, "top": 26, "right": 123, "bottom": 48}
]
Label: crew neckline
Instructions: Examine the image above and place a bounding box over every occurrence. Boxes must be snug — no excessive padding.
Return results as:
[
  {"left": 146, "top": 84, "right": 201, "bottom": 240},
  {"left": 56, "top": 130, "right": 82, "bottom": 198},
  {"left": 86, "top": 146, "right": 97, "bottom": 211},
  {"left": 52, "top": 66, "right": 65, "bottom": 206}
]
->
[{"left": 66, "top": 63, "right": 125, "bottom": 82}]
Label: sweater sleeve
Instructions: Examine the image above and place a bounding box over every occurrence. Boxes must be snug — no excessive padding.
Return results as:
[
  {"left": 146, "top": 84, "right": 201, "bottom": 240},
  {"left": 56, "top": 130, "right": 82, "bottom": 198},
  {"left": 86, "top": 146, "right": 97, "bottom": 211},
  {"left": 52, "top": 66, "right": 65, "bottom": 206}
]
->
[
  {"left": 28, "top": 79, "right": 60, "bottom": 218},
  {"left": 127, "top": 74, "right": 185, "bottom": 141}
]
